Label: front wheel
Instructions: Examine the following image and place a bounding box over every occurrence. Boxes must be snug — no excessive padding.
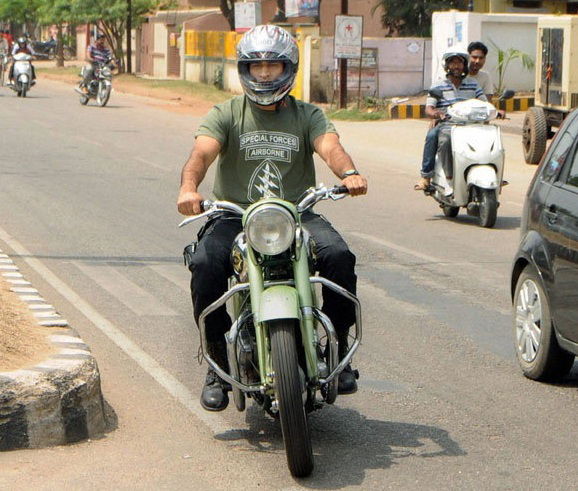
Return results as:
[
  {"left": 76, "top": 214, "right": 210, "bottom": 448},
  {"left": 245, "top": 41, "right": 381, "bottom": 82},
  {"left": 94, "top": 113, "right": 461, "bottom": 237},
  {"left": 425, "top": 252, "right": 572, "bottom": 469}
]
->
[
  {"left": 514, "top": 266, "right": 575, "bottom": 380},
  {"left": 270, "top": 319, "right": 314, "bottom": 478},
  {"left": 96, "top": 82, "right": 111, "bottom": 107},
  {"left": 478, "top": 189, "right": 497, "bottom": 228}
]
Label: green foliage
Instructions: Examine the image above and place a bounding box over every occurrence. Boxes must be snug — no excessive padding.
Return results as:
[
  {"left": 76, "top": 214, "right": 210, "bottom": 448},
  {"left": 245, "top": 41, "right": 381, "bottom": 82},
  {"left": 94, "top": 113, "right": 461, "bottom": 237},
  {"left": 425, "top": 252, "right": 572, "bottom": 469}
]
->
[
  {"left": 0, "top": 0, "right": 41, "bottom": 24},
  {"left": 488, "top": 39, "right": 534, "bottom": 96},
  {"left": 372, "top": 0, "right": 469, "bottom": 37}
]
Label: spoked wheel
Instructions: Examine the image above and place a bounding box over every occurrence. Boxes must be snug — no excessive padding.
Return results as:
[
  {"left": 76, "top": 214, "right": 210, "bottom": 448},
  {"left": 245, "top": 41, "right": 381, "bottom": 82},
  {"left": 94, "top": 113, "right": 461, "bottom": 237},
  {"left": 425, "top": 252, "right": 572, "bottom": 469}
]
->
[
  {"left": 522, "top": 107, "right": 548, "bottom": 165},
  {"left": 270, "top": 319, "right": 314, "bottom": 478},
  {"left": 442, "top": 204, "right": 459, "bottom": 218},
  {"left": 478, "top": 189, "right": 497, "bottom": 228},
  {"left": 514, "top": 267, "right": 575, "bottom": 380},
  {"left": 96, "top": 82, "right": 111, "bottom": 107}
]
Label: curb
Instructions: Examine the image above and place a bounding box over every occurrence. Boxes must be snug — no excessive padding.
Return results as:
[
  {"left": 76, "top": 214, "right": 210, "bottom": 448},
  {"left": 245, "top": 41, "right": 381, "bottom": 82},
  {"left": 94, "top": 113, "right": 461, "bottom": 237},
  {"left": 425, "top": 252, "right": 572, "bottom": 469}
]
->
[
  {"left": 389, "top": 97, "right": 535, "bottom": 119},
  {"left": 0, "top": 249, "right": 106, "bottom": 451}
]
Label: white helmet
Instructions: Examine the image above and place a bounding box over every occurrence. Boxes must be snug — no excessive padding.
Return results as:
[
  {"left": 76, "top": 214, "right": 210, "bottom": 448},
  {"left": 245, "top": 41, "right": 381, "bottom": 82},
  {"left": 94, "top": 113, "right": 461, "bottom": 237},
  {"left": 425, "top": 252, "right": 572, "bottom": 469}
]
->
[
  {"left": 442, "top": 51, "right": 469, "bottom": 78},
  {"left": 237, "top": 25, "right": 299, "bottom": 106}
]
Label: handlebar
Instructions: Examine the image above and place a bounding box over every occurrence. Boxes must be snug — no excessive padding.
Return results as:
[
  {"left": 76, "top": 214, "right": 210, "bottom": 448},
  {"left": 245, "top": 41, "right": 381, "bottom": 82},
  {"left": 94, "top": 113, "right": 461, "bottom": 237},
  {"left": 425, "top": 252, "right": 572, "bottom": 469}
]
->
[{"left": 178, "top": 185, "right": 349, "bottom": 228}]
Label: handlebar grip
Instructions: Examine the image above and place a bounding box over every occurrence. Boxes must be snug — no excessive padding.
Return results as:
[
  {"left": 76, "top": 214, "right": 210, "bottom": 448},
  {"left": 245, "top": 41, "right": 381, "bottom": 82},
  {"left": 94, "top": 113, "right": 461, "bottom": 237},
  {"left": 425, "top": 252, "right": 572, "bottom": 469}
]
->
[{"left": 333, "top": 185, "right": 349, "bottom": 194}]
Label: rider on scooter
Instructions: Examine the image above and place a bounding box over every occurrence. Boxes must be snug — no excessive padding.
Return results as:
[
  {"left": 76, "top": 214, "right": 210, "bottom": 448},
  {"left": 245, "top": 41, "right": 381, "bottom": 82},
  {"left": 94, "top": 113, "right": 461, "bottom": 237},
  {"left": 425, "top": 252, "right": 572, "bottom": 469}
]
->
[
  {"left": 8, "top": 36, "right": 37, "bottom": 86},
  {"left": 414, "top": 51, "right": 486, "bottom": 191}
]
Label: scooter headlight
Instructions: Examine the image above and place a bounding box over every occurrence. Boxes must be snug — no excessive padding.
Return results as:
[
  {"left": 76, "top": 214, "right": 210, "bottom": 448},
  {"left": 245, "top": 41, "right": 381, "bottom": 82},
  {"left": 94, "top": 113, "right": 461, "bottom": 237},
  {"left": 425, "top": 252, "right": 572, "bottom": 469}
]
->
[{"left": 245, "top": 205, "right": 296, "bottom": 256}]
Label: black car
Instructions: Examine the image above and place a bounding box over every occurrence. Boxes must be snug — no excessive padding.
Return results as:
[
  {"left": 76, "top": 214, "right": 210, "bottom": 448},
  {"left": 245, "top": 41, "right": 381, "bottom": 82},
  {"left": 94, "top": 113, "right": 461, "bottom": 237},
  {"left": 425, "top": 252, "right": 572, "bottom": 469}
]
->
[{"left": 511, "top": 108, "right": 578, "bottom": 380}]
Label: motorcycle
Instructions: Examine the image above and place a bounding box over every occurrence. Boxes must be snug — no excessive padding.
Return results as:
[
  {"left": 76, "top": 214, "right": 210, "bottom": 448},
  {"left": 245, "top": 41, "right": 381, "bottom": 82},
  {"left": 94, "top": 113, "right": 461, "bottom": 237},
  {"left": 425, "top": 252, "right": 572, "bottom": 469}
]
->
[
  {"left": 9, "top": 53, "right": 34, "bottom": 97},
  {"left": 179, "top": 184, "right": 362, "bottom": 478},
  {"left": 423, "top": 89, "right": 515, "bottom": 228},
  {"left": 76, "top": 57, "right": 114, "bottom": 107},
  {"left": 31, "top": 38, "right": 56, "bottom": 58}
]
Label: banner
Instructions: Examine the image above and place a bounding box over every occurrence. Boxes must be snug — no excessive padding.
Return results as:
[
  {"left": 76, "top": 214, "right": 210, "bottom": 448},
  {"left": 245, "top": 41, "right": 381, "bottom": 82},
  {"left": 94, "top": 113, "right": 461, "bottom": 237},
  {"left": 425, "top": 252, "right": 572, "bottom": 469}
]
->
[{"left": 286, "top": 0, "right": 320, "bottom": 18}]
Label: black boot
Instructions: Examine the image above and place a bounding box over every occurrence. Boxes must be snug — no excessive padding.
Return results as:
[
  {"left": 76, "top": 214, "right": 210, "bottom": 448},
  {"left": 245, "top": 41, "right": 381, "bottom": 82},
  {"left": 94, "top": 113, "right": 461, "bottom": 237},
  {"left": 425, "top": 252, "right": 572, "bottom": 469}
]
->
[
  {"left": 200, "top": 368, "right": 229, "bottom": 411},
  {"left": 200, "top": 343, "right": 230, "bottom": 411},
  {"left": 337, "top": 334, "right": 359, "bottom": 395}
]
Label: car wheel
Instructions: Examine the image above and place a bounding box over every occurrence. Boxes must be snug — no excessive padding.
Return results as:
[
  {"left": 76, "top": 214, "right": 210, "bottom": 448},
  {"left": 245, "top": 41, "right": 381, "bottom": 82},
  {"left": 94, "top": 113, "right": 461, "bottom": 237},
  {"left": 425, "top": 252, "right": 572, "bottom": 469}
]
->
[{"left": 513, "top": 266, "right": 575, "bottom": 381}]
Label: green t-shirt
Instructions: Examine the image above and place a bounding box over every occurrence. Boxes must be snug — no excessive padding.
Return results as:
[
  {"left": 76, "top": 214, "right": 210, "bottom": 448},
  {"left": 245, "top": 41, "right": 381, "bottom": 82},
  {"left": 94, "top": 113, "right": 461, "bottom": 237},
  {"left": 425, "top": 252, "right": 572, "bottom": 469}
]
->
[{"left": 195, "top": 95, "right": 337, "bottom": 206}]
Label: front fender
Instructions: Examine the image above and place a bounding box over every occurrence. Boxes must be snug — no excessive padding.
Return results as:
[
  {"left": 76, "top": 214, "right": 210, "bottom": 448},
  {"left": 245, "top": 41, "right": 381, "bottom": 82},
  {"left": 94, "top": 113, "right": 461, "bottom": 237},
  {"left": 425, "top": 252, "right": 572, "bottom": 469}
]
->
[
  {"left": 510, "top": 229, "right": 553, "bottom": 299},
  {"left": 466, "top": 165, "right": 499, "bottom": 189},
  {"left": 259, "top": 285, "right": 300, "bottom": 323}
]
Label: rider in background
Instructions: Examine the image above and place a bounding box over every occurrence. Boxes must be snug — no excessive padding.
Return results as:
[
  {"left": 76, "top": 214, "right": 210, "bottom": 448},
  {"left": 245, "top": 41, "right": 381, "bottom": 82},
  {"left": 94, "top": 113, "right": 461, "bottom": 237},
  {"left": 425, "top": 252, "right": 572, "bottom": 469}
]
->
[
  {"left": 414, "top": 52, "right": 486, "bottom": 191},
  {"left": 80, "top": 34, "right": 112, "bottom": 92},
  {"left": 8, "top": 36, "right": 37, "bottom": 86}
]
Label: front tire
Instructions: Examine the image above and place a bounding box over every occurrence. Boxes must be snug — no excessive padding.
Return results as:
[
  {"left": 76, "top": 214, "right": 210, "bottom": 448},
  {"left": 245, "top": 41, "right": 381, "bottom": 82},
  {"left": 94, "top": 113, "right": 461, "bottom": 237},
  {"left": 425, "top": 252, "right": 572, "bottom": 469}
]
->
[
  {"left": 522, "top": 107, "right": 548, "bottom": 165},
  {"left": 270, "top": 319, "right": 314, "bottom": 478},
  {"left": 479, "top": 189, "right": 497, "bottom": 228},
  {"left": 514, "top": 266, "right": 575, "bottom": 381},
  {"left": 96, "top": 82, "right": 111, "bottom": 107}
]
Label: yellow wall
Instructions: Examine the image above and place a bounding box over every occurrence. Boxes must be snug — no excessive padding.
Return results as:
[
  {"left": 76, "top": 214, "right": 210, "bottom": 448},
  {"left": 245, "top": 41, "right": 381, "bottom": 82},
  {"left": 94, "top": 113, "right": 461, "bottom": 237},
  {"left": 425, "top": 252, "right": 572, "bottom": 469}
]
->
[
  {"left": 184, "top": 30, "right": 305, "bottom": 100},
  {"left": 476, "top": 0, "right": 568, "bottom": 13}
]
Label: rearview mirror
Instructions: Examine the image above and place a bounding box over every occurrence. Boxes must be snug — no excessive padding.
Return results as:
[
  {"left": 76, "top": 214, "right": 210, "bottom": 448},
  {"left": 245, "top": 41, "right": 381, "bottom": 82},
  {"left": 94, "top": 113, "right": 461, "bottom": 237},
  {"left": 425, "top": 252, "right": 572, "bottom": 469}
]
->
[
  {"left": 500, "top": 89, "right": 515, "bottom": 100},
  {"left": 428, "top": 88, "right": 444, "bottom": 100}
]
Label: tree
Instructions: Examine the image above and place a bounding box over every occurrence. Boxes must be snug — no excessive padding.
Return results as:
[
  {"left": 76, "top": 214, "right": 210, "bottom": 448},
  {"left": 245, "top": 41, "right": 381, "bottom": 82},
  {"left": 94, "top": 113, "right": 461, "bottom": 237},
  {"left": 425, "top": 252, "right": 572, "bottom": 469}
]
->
[
  {"left": 372, "top": 0, "right": 469, "bottom": 37},
  {"left": 73, "top": 0, "right": 173, "bottom": 72},
  {"left": 488, "top": 39, "right": 534, "bottom": 97},
  {"left": 37, "top": 0, "right": 77, "bottom": 67},
  {"left": 0, "top": 0, "right": 42, "bottom": 35}
]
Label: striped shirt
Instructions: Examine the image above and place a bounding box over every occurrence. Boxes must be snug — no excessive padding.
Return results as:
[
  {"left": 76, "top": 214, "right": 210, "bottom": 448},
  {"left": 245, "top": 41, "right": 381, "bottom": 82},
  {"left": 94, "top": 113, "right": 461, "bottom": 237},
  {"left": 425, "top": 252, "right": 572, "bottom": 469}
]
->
[
  {"left": 426, "top": 77, "right": 487, "bottom": 110},
  {"left": 88, "top": 44, "right": 111, "bottom": 63}
]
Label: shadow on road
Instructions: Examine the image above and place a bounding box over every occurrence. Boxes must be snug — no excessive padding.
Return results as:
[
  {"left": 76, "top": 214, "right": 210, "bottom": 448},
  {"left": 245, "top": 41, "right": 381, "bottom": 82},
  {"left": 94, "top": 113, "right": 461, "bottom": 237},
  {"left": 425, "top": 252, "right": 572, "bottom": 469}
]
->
[
  {"left": 215, "top": 404, "right": 465, "bottom": 488},
  {"left": 429, "top": 214, "right": 521, "bottom": 230}
]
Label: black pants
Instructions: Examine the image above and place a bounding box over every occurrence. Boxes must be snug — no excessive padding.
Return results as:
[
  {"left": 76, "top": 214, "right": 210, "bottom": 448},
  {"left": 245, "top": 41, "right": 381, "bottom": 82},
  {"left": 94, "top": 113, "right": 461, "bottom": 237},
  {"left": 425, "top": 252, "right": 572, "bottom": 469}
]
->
[{"left": 185, "top": 211, "right": 357, "bottom": 347}]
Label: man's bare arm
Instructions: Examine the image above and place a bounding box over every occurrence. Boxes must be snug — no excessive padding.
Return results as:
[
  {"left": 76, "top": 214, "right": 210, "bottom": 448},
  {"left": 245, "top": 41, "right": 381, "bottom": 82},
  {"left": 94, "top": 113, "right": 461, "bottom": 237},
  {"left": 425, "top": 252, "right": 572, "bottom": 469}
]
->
[
  {"left": 313, "top": 132, "right": 367, "bottom": 197},
  {"left": 177, "top": 135, "right": 221, "bottom": 215}
]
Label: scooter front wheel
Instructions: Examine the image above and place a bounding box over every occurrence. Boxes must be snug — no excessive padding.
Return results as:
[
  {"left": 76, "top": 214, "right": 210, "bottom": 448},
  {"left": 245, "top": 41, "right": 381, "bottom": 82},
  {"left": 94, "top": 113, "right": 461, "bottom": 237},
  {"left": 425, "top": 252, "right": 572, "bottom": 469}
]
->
[{"left": 479, "top": 189, "right": 497, "bottom": 228}]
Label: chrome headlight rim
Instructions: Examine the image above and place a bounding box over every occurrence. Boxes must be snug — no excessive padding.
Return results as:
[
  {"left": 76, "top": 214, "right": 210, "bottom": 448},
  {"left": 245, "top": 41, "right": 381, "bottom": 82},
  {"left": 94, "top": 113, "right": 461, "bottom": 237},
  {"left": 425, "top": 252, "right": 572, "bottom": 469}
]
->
[{"left": 245, "top": 204, "right": 296, "bottom": 256}]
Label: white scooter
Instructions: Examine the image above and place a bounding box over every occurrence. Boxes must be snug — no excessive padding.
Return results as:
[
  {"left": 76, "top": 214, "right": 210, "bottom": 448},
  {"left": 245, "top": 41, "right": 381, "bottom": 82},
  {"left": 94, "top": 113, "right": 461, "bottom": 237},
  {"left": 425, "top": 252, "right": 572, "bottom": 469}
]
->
[
  {"left": 9, "top": 53, "right": 34, "bottom": 97},
  {"left": 424, "top": 89, "right": 514, "bottom": 228}
]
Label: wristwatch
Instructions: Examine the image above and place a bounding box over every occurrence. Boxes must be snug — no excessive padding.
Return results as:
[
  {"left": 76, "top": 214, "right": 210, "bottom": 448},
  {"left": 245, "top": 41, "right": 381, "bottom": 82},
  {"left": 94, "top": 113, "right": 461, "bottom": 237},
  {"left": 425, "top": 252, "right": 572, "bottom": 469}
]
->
[{"left": 341, "top": 169, "right": 360, "bottom": 179}]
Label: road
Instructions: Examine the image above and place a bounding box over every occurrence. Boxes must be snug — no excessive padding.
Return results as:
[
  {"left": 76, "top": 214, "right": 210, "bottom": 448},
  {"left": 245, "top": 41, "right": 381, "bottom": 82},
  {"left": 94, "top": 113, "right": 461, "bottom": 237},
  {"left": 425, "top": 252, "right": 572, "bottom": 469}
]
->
[{"left": 1, "top": 79, "right": 577, "bottom": 489}]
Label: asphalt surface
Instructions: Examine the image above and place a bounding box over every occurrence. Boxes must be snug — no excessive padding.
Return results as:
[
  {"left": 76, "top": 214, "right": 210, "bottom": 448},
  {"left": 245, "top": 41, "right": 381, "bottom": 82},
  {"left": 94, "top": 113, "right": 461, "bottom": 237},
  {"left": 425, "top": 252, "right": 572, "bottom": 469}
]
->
[{"left": 1, "top": 79, "right": 578, "bottom": 489}]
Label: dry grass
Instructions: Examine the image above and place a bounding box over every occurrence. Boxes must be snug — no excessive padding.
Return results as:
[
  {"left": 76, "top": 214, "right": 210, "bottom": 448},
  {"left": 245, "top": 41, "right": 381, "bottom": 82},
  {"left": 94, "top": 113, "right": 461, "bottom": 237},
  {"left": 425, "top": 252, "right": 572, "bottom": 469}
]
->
[{"left": 0, "top": 276, "right": 56, "bottom": 371}]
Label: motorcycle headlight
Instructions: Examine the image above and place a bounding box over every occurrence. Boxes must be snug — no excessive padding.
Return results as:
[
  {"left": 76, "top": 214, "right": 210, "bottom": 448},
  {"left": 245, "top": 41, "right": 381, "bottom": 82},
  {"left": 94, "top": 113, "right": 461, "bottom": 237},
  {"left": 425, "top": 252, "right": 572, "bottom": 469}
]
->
[
  {"left": 102, "top": 67, "right": 111, "bottom": 77},
  {"left": 245, "top": 205, "right": 296, "bottom": 256}
]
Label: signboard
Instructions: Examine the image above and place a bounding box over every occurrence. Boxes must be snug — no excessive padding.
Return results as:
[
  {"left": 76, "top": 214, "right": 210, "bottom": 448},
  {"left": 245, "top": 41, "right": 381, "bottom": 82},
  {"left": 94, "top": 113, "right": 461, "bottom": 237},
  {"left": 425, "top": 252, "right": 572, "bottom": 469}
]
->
[
  {"left": 234, "top": 2, "right": 262, "bottom": 33},
  {"left": 334, "top": 15, "right": 363, "bottom": 59},
  {"left": 286, "top": 0, "right": 319, "bottom": 18},
  {"left": 337, "top": 48, "right": 379, "bottom": 96}
]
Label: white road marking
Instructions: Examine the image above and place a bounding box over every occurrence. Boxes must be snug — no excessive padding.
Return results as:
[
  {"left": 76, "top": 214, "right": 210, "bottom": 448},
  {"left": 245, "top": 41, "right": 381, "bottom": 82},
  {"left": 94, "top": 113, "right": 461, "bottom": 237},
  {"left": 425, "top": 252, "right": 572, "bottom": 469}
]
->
[
  {"left": 74, "top": 135, "right": 104, "bottom": 147},
  {"left": 74, "top": 262, "right": 177, "bottom": 316},
  {"left": 150, "top": 263, "right": 190, "bottom": 291},
  {"left": 0, "top": 225, "right": 229, "bottom": 435},
  {"left": 350, "top": 231, "right": 503, "bottom": 281},
  {"left": 134, "top": 156, "right": 167, "bottom": 171}
]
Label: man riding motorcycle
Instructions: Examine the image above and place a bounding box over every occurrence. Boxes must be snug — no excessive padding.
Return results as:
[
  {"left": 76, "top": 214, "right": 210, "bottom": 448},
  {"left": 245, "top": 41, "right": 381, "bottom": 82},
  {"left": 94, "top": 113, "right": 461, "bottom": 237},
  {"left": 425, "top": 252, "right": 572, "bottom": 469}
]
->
[
  {"left": 414, "top": 51, "right": 486, "bottom": 191},
  {"left": 177, "top": 25, "right": 368, "bottom": 412},
  {"left": 80, "top": 34, "right": 112, "bottom": 92},
  {"left": 8, "top": 36, "right": 37, "bottom": 86}
]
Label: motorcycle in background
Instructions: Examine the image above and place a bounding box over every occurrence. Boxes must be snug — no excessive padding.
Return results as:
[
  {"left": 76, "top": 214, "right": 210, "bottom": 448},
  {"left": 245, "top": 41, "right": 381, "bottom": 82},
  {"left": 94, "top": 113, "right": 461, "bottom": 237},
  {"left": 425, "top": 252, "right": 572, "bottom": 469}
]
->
[
  {"left": 9, "top": 53, "right": 34, "bottom": 97},
  {"left": 31, "top": 38, "right": 75, "bottom": 60},
  {"left": 422, "top": 89, "right": 515, "bottom": 228},
  {"left": 76, "top": 57, "right": 115, "bottom": 107},
  {"left": 179, "top": 184, "right": 362, "bottom": 478},
  {"left": 0, "top": 51, "right": 8, "bottom": 86}
]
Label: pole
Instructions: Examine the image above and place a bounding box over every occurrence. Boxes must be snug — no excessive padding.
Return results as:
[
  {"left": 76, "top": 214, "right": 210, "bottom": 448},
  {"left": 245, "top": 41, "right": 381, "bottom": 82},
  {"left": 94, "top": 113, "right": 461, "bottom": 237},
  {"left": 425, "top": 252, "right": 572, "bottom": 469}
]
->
[
  {"left": 127, "top": 0, "right": 132, "bottom": 74},
  {"left": 339, "top": 0, "right": 348, "bottom": 109}
]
